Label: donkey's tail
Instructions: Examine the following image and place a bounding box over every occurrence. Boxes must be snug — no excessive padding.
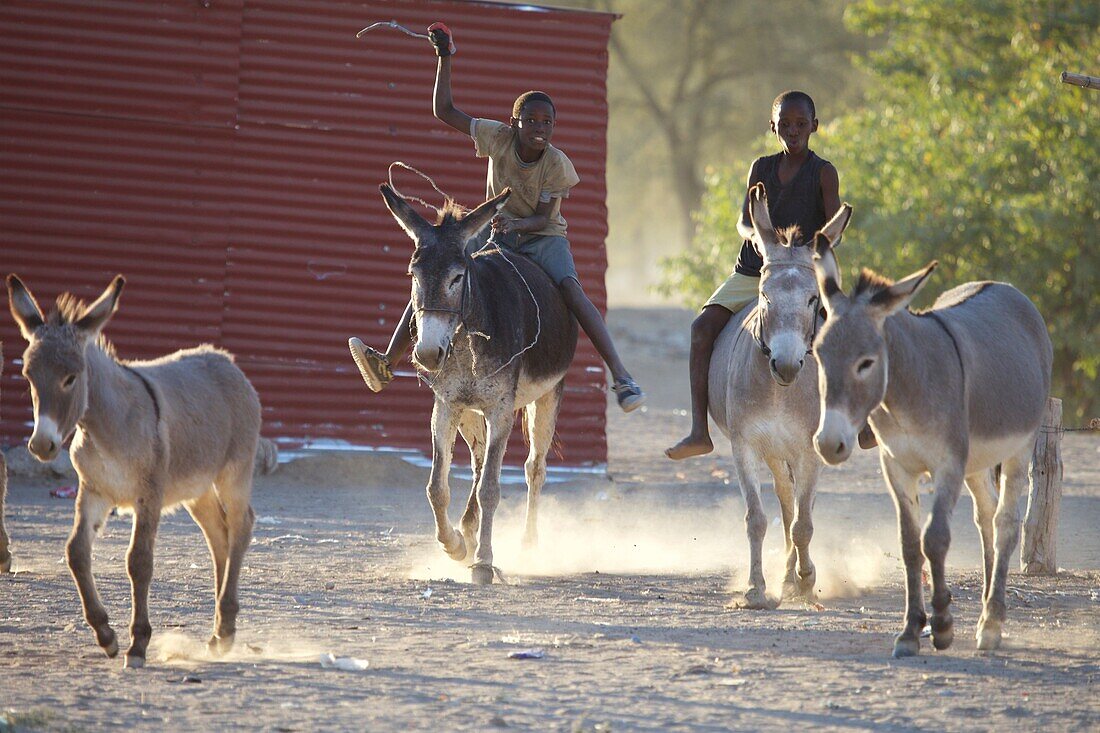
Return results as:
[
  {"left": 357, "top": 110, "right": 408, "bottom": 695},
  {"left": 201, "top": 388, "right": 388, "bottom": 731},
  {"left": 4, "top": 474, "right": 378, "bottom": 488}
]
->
[{"left": 254, "top": 437, "right": 279, "bottom": 476}]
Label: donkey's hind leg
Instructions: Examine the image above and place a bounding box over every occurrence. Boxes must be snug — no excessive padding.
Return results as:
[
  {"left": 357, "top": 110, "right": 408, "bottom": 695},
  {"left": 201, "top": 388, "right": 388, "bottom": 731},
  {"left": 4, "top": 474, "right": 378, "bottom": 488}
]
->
[
  {"left": 521, "top": 381, "right": 564, "bottom": 552},
  {"left": 0, "top": 452, "right": 10, "bottom": 573},
  {"left": 67, "top": 487, "right": 118, "bottom": 657},
  {"left": 977, "top": 445, "right": 1030, "bottom": 651},
  {"left": 457, "top": 410, "right": 487, "bottom": 563},
  {"left": 185, "top": 490, "right": 230, "bottom": 630},
  {"left": 208, "top": 461, "right": 255, "bottom": 655},
  {"left": 964, "top": 470, "right": 997, "bottom": 603}
]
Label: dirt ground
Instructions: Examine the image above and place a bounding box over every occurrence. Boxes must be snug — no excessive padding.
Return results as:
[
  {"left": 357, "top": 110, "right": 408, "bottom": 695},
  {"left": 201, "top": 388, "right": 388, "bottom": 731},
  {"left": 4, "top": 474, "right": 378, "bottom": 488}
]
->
[{"left": 2, "top": 308, "right": 1098, "bottom": 732}]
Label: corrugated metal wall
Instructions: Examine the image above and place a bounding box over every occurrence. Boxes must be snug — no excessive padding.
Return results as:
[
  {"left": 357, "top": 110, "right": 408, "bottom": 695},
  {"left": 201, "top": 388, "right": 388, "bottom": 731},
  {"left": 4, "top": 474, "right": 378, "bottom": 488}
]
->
[{"left": 0, "top": 0, "right": 615, "bottom": 467}]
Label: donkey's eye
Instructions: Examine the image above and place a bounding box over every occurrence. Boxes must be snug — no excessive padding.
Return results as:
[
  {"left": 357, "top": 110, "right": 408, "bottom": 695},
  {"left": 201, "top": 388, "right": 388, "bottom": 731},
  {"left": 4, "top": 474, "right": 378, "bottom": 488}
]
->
[
  {"left": 856, "top": 358, "right": 875, "bottom": 375},
  {"left": 449, "top": 274, "right": 464, "bottom": 288},
  {"left": 62, "top": 374, "right": 77, "bottom": 389}
]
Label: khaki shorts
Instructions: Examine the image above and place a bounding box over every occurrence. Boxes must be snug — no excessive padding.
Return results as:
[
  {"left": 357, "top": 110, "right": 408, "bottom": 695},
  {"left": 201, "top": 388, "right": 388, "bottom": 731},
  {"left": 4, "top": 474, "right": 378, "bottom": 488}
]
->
[
  {"left": 703, "top": 271, "right": 759, "bottom": 313},
  {"left": 468, "top": 230, "right": 579, "bottom": 285}
]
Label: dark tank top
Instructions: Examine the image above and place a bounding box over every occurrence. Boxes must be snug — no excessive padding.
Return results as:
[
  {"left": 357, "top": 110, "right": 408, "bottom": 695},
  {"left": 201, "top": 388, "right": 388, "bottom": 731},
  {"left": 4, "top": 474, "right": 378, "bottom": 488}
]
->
[{"left": 734, "top": 151, "right": 829, "bottom": 277}]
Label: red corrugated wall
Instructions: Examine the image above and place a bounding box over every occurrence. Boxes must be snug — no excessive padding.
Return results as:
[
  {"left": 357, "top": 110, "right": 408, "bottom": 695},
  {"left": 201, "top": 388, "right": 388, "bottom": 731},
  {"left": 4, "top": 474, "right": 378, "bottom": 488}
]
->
[{"left": 0, "top": 0, "right": 614, "bottom": 467}]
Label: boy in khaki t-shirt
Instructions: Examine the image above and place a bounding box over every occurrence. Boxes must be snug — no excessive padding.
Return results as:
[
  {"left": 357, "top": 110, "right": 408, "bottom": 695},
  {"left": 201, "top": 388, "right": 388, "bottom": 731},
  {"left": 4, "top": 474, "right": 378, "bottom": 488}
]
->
[{"left": 349, "top": 25, "right": 645, "bottom": 411}]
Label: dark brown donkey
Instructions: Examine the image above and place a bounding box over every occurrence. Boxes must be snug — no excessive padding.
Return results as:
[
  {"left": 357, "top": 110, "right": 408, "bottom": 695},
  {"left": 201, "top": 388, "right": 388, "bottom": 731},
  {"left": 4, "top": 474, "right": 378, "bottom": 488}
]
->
[
  {"left": 8, "top": 274, "right": 261, "bottom": 668},
  {"left": 380, "top": 184, "right": 577, "bottom": 584}
]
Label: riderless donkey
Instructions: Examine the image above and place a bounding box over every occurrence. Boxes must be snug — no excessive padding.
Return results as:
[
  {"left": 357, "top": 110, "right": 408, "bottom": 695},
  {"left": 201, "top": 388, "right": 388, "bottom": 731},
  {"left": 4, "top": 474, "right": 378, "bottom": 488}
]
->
[
  {"left": 378, "top": 183, "right": 577, "bottom": 585},
  {"left": 0, "top": 341, "right": 9, "bottom": 573},
  {"left": 810, "top": 251, "right": 1051, "bottom": 656},
  {"left": 8, "top": 274, "right": 262, "bottom": 668},
  {"left": 710, "top": 183, "right": 852, "bottom": 608}
]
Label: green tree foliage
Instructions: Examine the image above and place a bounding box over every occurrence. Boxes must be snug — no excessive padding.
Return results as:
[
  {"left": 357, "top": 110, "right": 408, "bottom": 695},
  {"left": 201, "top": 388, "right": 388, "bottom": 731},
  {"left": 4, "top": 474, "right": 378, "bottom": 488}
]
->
[{"left": 663, "top": 0, "right": 1099, "bottom": 419}]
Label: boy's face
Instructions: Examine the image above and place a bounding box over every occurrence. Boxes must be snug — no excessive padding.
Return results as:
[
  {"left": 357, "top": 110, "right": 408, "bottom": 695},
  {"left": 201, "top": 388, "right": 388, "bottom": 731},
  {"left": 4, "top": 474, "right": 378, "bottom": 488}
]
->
[
  {"left": 770, "top": 99, "right": 817, "bottom": 155},
  {"left": 511, "top": 101, "right": 556, "bottom": 152}
]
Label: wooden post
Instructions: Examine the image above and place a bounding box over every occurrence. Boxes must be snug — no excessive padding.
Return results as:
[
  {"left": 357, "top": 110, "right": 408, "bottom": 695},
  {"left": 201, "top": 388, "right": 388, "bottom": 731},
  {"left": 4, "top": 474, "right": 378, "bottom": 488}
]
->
[{"left": 1021, "top": 397, "right": 1062, "bottom": 575}]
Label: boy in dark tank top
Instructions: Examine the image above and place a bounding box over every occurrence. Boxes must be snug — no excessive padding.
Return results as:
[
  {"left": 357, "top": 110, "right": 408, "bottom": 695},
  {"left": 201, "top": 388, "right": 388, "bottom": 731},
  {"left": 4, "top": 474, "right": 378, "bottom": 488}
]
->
[{"left": 666, "top": 91, "right": 842, "bottom": 460}]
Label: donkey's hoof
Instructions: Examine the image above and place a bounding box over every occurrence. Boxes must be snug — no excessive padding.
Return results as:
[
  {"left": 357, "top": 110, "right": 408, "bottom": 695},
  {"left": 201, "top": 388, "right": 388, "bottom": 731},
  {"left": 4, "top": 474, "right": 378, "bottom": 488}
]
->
[
  {"left": 100, "top": 630, "right": 120, "bottom": 658},
  {"left": 931, "top": 615, "right": 954, "bottom": 650},
  {"left": 470, "top": 565, "right": 495, "bottom": 586},
  {"left": 208, "top": 633, "right": 235, "bottom": 656},
  {"left": 123, "top": 653, "right": 145, "bottom": 669},
  {"left": 976, "top": 625, "right": 1002, "bottom": 651},
  {"left": 443, "top": 534, "right": 468, "bottom": 562},
  {"left": 892, "top": 636, "right": 920, "bottom": 658},
  {"left": 732, "top": 588, "right": 777, "bottom": 610}
]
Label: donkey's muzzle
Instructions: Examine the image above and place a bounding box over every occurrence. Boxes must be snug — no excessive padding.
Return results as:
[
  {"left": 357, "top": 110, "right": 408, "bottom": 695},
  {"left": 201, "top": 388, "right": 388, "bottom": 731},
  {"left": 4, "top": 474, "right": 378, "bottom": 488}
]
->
[
  {"left": 28, "top": 432, "right": 60, "bottom": 463},
  {"left": 413, "top": 342, "right": 448, "bottom": 372},
  {"left": 814, "top": 409, "right": 856, "bottom": 466},
  {"left": 769, "top": 356, "right": 804, "bottom": 386}
]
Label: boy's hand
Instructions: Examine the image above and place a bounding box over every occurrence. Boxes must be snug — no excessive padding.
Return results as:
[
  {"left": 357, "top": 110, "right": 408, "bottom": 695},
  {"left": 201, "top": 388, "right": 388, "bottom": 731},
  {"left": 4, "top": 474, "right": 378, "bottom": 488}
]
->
[
  {"left": 491, "top": 215, "right": 518, "bottom": 235},
  {"left": 427, "top": 22, "right": 455, "bottom": 57}
]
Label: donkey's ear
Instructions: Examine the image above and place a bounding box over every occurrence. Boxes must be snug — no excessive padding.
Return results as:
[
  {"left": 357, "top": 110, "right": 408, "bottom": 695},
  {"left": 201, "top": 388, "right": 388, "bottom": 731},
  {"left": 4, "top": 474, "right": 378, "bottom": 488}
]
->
[
  {"left": 7, "top": 274, "right": 46, "bottom": 341},
  {"left": 869, "top": 261, "right": 937, "bottom": 318},
  {"left": 812, "top": 233, "right": 844, "bottom": 307},
  {"left": 815, "top": 203, "right": 852, "bottom": 249},
  {"left": 75, "top": 275, "right": 125, "bottom": 337},
  {"left": 459, "top": 188, "right": 512, "bottom": 243},
  {"left": 379, "top": 184, "right": 431, "bottom": 244},
  {"left": 747, "top": 182, "right": 777, "bottom": 248}
]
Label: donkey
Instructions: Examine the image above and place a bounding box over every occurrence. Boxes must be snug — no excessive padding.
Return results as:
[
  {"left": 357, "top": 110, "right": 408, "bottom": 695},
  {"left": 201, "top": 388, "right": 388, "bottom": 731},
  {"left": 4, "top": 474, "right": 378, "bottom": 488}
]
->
[
  {"left": 709, "top": 183, "right": 852, "bottom": 608},
  {"left": 379, "top": 183, "right": 577, "bottom": 585},
  {"left": 810, "top": 251, "right": 1052, "bottom": 656},
  {"left": 1, "top": 341, "right": 9, "bottom": 573},
  {"left": 8, "top": 274, "right": 261, "bottom": 668}
]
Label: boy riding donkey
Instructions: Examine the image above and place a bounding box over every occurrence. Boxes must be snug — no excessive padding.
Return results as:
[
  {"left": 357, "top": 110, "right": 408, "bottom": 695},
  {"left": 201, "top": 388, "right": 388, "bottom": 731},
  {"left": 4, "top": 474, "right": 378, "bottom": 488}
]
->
[
  {"left": 349, "top": 24, "right": 646, "bottom": 412},
  {"left": 666, "top": 91, "right": 874, "bottom": 459}
]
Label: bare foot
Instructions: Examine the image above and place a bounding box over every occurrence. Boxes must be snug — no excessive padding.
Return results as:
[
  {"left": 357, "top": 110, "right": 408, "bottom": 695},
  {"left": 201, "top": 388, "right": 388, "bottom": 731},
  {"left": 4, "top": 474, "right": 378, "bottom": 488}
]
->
[{"left": 665, "top": 434, "right": 713, "bottom": 460}]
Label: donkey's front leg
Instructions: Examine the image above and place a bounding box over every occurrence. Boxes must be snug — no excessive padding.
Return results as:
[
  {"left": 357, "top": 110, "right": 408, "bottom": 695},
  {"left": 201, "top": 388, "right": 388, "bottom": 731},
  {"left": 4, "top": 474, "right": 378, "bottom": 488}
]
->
[
  {"left": 789, "top": 459, "right": 821, "bottom": 602},
  {"left": 470, "top": 406, "right": 511, "bottom": 585},
  {"left": 731, "top": 445, "right": 775, "bottom": 609},
  {"left": 457, "top": 410, "right": 487, "bottom": 562},
  {"left": 123, "top": 498, "right": 162, "bottom": 668},
  {"left": 66, "top": 487, "right": 117, "bottom": 657},
  {"left": 923, "top": 464, "right": 964, "bottom": 652},
  {"left": 0, "top": 452, "right": 11, "bottom": 573},
  {"left": 427, "top": 400, "right": 465, "bottom": 560},
  {"left": 882, "top": 458, "right": 926, "bottom": 658}
]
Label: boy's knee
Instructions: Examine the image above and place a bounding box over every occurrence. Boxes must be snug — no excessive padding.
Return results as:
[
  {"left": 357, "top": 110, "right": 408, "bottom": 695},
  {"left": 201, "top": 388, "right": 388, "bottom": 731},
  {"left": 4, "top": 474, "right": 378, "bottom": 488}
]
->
[{"left": 691, "top": 308, "right": 729, "bottom": 344}]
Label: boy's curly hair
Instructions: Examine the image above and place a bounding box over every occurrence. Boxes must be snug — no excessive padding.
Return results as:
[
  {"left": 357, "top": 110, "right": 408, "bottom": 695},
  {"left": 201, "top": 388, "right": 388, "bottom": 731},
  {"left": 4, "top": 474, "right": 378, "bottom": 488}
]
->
[{"left": 512, "top": 91, "right": 556, "bottom": 119}]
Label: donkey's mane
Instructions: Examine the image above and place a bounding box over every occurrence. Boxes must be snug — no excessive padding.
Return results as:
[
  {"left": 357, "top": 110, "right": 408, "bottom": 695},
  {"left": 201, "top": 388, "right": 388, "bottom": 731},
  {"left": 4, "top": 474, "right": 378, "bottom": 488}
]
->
[
  {"left": 777, "top": 225, "right": 804, "bottom": 247},
  {"left": 434, "top": 198, "right": 469, "bottom": 227},
  {"left": 49, "top": 293, "right": 117, "bottom": 357},
  {"left": 852, "top": 268, "right": 894, "bottom": 299}
]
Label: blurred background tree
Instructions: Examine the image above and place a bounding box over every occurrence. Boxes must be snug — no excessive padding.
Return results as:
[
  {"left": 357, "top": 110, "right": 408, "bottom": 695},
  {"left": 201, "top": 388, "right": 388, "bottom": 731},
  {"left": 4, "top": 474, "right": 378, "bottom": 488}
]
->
[
  {"left": 551, "top": 0, "right": 871, "bottom": 302},
  {"left": 660, "top": 0, "right": 1099, "bottom": 419}
]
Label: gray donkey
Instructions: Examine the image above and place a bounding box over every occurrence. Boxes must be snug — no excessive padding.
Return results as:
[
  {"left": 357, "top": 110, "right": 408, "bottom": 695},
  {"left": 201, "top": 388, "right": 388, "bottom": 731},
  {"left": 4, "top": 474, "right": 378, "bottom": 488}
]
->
[
  {"left": 8, "top": 274, "right": 261, "bottom": 668},
  {"left": 810, "top": 252, "right": 1052, "bottom": 656},
  {"left": 710, "top": 183, "right": 852, "bottom": 608},
  {"left": 379, "top": 184, "right": 577, "bottom": 585},
  {"left": 1, "top": 341, "right": 9, "bottom": 573}
]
